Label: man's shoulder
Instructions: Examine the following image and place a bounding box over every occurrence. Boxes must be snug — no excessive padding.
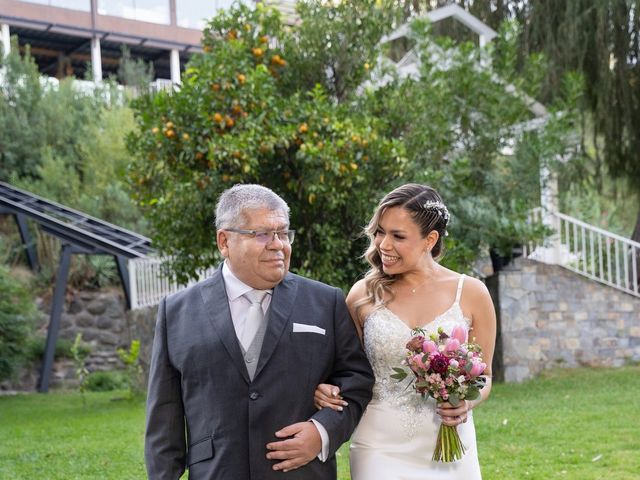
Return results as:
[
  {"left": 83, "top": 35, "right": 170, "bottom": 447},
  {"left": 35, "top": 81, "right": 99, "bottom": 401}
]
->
[
  {"left": 164, "top": 270, "right": 221, "bottom": 306},
  {"left": 285, "top": 272, "right": 341, "bottom": 295}
]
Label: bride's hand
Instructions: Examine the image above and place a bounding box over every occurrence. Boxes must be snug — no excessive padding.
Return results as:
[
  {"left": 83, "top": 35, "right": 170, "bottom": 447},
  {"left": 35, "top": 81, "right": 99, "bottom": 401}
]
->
[
  {"left": 437, "top": 400, "right": 471, "bottom": 426},
  {"left": 313, "top": 383, "right": 349, "bottom": 411}
]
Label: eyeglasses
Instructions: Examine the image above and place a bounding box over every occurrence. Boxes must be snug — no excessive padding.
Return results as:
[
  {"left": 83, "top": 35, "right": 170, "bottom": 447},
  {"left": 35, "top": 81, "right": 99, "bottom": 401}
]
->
[{"left": 225, "top": 228, "right": 295, "bottom": 244}]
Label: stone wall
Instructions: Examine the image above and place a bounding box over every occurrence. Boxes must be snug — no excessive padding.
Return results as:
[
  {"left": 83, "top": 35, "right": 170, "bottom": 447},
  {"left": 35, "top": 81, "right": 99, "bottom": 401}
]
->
[{"left": 499, "top": 258, "right": 640, "bottom": 382}]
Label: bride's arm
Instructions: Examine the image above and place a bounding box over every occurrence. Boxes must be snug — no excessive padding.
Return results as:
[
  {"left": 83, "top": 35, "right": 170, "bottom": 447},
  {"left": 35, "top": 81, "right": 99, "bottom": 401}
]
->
[
  {"left": 464, "top": 277, "right": 497, "bottom": 410},
  {"left": 440, "top": 277, "right": 496, "bottom": 426}
]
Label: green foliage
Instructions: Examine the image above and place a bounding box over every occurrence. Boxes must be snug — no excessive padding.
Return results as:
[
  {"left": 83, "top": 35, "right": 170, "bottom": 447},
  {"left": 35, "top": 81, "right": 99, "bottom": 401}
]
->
[
  {"left": 71, "top": 333, "right": 90, "bottom": 405},
  {"left": 0, "top": 265, "right": 37, "bottom": 381},
  {"left": 0, "top": 40, "right": 103, "bottom": 181},
  {"left": 0, "top": 39, "right": 147, "bottom": 239},
  {"left": 117, "top": 340, "right": 144, "bottom": 399},
  {"left": 117, "top": 45, "right": 155, "bottom": 90},
  {"left": 128, "top": 2, "right": 406, "bottom": 287},
  {"left": 360, "top": 19, "right": 576, "bottom": 269},
  {"left": 85, "top": 370, "right": 128, "bottom": 392},
  {"left": 25, "top": 335, "right": 92, "bottom": 362},
  {"left": 128, "top": 3, "right": 578, "bottom": 285}
]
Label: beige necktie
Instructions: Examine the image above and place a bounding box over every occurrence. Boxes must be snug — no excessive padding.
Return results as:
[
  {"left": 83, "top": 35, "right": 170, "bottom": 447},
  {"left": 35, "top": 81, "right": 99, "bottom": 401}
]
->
[{"left": 240, "top": 290, "right": 268, "bottom": 350}]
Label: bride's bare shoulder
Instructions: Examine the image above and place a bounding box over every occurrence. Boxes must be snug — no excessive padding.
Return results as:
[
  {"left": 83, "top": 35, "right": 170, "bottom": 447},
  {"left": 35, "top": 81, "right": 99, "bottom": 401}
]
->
[
  {"left": 346, "top": 279, "right": 368, "bottom": 306},
  {"left": 346, "top": 279, "right": 375, "bottom": 324}
]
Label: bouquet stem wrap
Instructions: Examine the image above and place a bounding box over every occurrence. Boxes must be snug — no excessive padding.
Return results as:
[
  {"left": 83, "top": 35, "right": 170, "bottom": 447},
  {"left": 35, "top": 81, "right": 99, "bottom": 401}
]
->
[{"left": 432, "top": 423, "right": 466, "bottom": 462}]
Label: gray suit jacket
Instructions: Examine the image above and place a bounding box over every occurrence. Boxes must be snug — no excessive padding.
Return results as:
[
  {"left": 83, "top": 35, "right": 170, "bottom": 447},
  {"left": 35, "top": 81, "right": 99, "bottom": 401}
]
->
[{"left": 145, "top": 268, "right": 374, "bottom": 479}]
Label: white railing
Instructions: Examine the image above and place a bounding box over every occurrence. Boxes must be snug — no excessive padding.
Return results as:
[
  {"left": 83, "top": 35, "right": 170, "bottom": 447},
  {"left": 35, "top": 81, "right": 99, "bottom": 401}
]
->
[
  {"left": 128, "top": 257, "right": 217, "bottom": 309},
  {"left": 524, "top": 209, "right": 640, "bottom": 298}
]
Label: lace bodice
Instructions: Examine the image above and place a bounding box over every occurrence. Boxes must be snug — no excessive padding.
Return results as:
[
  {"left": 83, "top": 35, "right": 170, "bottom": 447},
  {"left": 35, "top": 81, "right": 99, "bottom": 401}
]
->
[
  {"left": 361, "top": 275, "right": 471, "bottom": 436},
  {"left": 364, "top": 303, "right": 472, "bottom": 403}
]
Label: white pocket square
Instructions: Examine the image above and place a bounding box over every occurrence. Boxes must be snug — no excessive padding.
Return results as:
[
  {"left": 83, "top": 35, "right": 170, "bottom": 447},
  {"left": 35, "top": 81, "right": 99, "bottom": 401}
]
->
[{"left": 292, "top": 323, "right": 326, "bottom": 335}]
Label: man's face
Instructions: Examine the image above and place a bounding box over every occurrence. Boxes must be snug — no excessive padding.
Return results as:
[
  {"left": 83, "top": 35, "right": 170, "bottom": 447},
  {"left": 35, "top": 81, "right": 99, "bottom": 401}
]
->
[{"left": 217, "top": 208, "right": 291, "bottom": 289}]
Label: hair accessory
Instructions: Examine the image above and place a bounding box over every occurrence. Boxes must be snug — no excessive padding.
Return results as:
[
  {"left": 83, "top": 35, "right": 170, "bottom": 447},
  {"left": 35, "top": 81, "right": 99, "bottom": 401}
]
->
[{"left": 422, "top": 200, "right": 450, "bottom": 223}]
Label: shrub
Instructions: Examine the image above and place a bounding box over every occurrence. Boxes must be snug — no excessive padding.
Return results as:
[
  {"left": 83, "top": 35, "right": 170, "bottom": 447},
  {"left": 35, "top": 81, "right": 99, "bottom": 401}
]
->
[
  {"left": 0, "top": 265, "right": 37, "bottom": 381},
  {"left": 85, "top": 370, "right": 128, "bottom": 392}
]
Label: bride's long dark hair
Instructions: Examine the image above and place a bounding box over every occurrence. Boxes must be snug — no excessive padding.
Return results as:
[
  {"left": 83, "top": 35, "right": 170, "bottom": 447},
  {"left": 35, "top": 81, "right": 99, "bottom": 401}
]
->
[{"left": 354, "top": 183, "right": 449, "bottom": 316}]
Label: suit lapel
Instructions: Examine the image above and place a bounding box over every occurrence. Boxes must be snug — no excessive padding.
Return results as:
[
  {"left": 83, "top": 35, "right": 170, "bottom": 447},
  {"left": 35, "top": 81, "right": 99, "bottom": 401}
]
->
[
  {"left": 254, "top": 273, "right": 298, "bottom": 379},
  {"left": 198, "top": 268, "right": 250, "bottom": 384}
]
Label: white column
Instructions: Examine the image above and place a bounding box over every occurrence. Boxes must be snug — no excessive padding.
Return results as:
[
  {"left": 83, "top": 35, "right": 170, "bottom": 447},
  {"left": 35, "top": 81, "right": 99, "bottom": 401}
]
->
[
  {"left": 1, "top": 23, "right": 10, "bottom": 58},
  {"left": 170, "top": 48, "right": 181, "bottom": 84},
  {"left": 91, "top": 36, "right": 102, "bottom": 83},
  {"left": 540, "top": 158, "right": 561, "bottom": 263}
]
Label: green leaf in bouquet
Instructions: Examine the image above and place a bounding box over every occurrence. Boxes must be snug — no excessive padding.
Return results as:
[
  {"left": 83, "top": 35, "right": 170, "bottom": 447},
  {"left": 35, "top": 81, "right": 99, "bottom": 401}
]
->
[
  {"left": 464, "top": 361, "right": 473, "bottom": 373},
  {"left": 390, "top": 367, "right": 408, "bottom": 380},
  {"left": 415, "top": 380, "right": 429, "bottom": 388},
  {"left": 465, "top": 387, "right": 480, "bottom": 400},
  {"left": 448, "top": 392, "right": 460, "bottom": 406}
]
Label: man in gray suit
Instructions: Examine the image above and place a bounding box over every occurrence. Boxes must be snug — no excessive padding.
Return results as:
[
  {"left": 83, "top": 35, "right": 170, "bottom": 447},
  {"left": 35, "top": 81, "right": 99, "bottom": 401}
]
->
[{"left": 145, "top": 184, "right": 374, "bottom": 479}]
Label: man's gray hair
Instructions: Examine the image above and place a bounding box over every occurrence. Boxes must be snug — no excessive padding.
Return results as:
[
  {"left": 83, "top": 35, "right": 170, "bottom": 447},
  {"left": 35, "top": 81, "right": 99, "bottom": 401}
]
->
[{"left": 215, "top": 184, "right": 290, "bottom": 229}]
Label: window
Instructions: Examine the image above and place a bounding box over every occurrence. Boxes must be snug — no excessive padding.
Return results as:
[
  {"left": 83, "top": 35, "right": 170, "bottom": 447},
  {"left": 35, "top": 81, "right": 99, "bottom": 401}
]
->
[
  {"left": 18, "top": 0, "right": 90, "bottom": 11},
  {"left": 176, "top": 0, "right": 248, "bottom": 30},
  {"left": 97, "top": 0, "right": 170, "bottom": 25}
]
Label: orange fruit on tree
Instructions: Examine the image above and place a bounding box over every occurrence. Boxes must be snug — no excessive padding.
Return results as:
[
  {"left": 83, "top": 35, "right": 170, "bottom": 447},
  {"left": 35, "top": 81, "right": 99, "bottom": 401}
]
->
[
  {"left": 225, "top": 117, "right": 235, "bottom": 128},
  {"left": 298, "top": 123, "right": 308, "bottom": 134},
  {"left": 213, "top": 113, "right": 223, "bottom": 123},
  {"left": 203, "top": 45, "right": 212, "bottom": 53},
  {"left": 165, "top": 129, "right": 175, "bottom": 138},
  {"left": 211, "top": 83, "right": 220, "bottom": 91},
  {"left": 227, "top": 29, "right": 237, "bottom": 40},
  {"left": 252, "top": 47, "right": 264, "bottom": 58},
  {"left": 236, "top": 73, "right": 246, "bottom": 85},
  {"left": 182, "top": 133, "right": 190, "bottom": 141},
  {"left": 165, "top": 121, "right": 174, "bottom": 129},
  {"left": 260, "top": 35, "right": 269, "bottom": 44},
  {"left": 151, "top": 127, "right": 159, "bottom": 134}
]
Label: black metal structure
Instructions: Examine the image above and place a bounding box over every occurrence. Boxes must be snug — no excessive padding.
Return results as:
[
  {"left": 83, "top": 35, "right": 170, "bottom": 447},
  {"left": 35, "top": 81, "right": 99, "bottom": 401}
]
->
[{"left": 0, "top": 181, "right": 152, "bottom": 392}]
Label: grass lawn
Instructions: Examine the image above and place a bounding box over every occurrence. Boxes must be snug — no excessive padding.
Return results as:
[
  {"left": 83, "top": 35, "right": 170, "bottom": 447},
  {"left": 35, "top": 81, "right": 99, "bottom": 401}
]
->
[{"left": 1, "top": 366, "right": 638, "bottom": 479}]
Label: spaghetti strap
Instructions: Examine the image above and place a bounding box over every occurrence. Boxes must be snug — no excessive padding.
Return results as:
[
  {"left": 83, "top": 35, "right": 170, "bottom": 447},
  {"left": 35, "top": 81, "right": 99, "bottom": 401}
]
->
[{"left": 454, "top": 274, "right": 466, "bottom": 304}]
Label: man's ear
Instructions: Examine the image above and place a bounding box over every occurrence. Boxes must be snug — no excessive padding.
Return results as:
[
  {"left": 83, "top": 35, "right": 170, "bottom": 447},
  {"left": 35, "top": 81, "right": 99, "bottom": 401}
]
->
[{"left": 217, "top": 230, "right": 229, "bottom": 258}]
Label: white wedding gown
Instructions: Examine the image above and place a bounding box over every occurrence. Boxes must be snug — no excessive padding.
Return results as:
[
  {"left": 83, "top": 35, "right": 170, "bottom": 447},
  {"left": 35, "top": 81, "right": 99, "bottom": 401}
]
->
[{"left": 350, "top": 275, "right": 482, "bottom": 480}]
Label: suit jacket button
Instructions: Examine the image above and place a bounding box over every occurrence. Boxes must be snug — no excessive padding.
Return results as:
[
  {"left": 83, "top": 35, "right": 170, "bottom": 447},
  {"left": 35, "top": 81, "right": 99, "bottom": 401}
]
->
[{"left": 249, "top": 392, "right": 260, "bottom": 400}]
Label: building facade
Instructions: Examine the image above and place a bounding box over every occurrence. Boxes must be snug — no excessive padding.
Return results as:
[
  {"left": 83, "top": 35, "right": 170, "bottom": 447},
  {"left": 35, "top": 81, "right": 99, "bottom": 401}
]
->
[{"left": 0, "top": 0, "right": 250, "bottom": 84}]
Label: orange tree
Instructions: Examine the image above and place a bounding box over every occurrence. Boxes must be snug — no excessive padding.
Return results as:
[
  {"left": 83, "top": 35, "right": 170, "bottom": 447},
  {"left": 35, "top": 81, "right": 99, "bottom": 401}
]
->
[{"left": 127, "top": 3, "right": 405, "bottom": 287}]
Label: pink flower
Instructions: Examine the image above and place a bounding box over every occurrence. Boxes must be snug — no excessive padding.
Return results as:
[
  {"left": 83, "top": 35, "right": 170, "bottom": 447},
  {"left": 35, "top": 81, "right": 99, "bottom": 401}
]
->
[
  {"left": 469, "top": 359, "right": 486, "bottom": 377},
  {"left": 445, "top": 338, "right": 460, "bottom": 353},
  {"left": 450, "top": 325, "right": 468, "bottom": 344},
  {"left": 409, "top": 353, "right": 427, "bottom": 373},
  {"left": 422, "top": 340, "right": 438, "bottom": 354}
]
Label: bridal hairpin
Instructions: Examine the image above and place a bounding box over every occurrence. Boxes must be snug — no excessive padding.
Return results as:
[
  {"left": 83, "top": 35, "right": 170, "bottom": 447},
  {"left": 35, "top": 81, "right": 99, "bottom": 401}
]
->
[{"left": 422, "top": 200, "right": 450, "bottom": 223}]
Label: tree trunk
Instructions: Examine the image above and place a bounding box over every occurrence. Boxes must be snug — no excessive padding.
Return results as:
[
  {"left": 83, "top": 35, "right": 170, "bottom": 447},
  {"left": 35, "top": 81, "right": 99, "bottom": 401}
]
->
[{"left": 632, "top": 208, "right": 640, "bottom": 292}]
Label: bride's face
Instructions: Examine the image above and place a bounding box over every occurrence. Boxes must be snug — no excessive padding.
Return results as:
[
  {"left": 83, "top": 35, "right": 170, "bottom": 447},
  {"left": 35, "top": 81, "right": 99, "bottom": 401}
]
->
[{"left": 374, "top": 206, "right": 431, "bottom": 274}]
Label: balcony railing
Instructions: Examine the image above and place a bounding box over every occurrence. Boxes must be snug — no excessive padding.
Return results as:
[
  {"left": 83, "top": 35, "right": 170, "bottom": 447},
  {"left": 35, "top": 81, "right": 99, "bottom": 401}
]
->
[{"left": 524, "top": 209, "right": 640, "bottom": 298}]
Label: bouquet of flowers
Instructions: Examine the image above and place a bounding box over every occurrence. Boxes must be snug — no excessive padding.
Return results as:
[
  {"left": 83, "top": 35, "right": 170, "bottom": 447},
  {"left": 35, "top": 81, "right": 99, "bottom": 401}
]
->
[{"left": 391, "top": 325, "right": 487, "bottom": 462}]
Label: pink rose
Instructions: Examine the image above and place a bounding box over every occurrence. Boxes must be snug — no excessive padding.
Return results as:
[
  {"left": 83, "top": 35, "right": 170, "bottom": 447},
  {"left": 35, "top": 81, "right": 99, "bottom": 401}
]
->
[
  {"left": 450, "top": 325, "right": 468, "bottom": 344},
  {"left": 422, "top": 340, "right": 438, "bottom": 354}
]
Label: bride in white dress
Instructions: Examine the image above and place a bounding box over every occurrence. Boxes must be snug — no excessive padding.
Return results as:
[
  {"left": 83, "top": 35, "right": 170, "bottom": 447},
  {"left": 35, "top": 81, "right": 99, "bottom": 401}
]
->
[{"left": 315, "top": 184, "right": 496, "bottom": 480}]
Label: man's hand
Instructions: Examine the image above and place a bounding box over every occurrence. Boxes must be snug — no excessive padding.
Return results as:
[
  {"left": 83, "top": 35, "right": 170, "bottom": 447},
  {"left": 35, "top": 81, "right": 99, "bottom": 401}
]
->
[{"left": 265, "top": 421, "right": 322, "bottom": 472}]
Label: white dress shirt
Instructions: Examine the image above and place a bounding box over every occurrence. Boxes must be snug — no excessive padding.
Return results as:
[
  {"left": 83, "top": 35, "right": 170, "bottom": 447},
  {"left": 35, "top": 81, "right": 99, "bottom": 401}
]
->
[{"left": 221, "top": 262, "right": 329, "bottom": 461}]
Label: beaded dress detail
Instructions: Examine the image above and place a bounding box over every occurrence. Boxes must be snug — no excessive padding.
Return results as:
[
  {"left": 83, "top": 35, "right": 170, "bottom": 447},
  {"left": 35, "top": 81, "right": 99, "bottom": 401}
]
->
[{"left": 350, "top": 275, "right": 482, "bottom": 480}]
